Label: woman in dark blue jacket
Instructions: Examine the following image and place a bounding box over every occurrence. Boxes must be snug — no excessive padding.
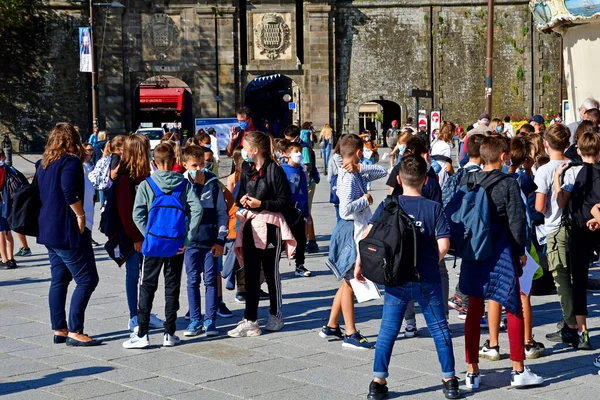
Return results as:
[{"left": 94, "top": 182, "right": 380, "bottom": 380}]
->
[{"left": 37, "top": 123, "right": 101, "bottom": 346}]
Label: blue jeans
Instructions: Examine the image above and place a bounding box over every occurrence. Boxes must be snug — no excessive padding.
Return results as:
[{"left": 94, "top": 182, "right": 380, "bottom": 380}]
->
[
  {"left": 374, "top": 282, "right": 455, "bottom": 379},
  {"left": 321, "top": 144, "right": 331, "bottom": 169},
  {"left": 98, "top": 190, "right": 105, "bottom": 208},
  {"left": 185, "top": 247, "right": 218, "bottom": 322},
  {"left": 125, "top": 250, "right": 141, "bottom": 319},
  {"left": 47, "top": 229, "right": 99, "bottom": 333}
]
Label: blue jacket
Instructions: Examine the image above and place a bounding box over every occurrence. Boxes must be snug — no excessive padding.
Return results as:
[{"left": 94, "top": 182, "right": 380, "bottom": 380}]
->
[
  {"left": 188, "top": 171, "right": 229, "bottom": 248},
  {"left": 326, "top": 219, "right": 356, "bottom": 280},
  {"left": 459, "top": 225, "right": 521, "bottom": 315},
  {"left": 281, "top": 162, "right": 310, "bottom": 217},
  {"left": 37, "top": 155, "right": 85, "bottom": 249}
]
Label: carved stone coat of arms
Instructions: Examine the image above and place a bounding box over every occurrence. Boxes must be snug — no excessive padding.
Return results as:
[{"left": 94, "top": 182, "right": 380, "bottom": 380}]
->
[
  {"left": 143, "top": 13, "right": 180, "bottom": 60},
  {"left": 254, "top": 13, "right": 291, "bottom": 60}
]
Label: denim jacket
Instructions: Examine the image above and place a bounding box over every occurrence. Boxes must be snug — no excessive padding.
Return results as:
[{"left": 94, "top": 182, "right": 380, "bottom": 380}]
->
[{"left": 326, "top": 219, "right": 356, "bottom": 280}]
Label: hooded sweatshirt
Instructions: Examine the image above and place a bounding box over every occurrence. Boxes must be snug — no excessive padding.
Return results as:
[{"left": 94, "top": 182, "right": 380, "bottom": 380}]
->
[{"left": 133, "top": 169, "right": 203, "bottom": 247}]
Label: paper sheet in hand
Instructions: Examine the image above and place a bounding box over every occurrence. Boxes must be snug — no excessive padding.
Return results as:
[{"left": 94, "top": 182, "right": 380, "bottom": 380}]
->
[
  {"left": 349, "top": 278, "right": 381, "bottom": 303},
  {"left": 519, "top": 251, "right": 538, "bottom": 296}
]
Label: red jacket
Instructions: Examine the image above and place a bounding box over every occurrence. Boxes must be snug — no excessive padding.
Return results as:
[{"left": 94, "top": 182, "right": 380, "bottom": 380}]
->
[{"left": 115, "top": 173, "right": 145, "bottom": 243}]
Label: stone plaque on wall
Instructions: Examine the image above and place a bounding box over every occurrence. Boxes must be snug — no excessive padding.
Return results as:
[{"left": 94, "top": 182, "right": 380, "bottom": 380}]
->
[
  {"left": 252, "top": 13, "right": 292, "bottom": 60},
  {"left": 142, "top": 13, "right": 181, "bottom": 61}
]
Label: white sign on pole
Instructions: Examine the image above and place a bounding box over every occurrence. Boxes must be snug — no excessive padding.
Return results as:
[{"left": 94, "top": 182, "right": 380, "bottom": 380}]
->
[{"left": 430, "top": 110, "right": 441, "bottom": 134}]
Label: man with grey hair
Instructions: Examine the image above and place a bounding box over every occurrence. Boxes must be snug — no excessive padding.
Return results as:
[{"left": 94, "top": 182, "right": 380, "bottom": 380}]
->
[{"left": 568, "top": 98, "right": 599, "bottom": 144}]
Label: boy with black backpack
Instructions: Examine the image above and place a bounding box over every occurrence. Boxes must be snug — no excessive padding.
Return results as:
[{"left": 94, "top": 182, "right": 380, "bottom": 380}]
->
[
  {"left": 554, "top": 131, "right": 600, "bottom": 350},
  {"left": 454, "top": 136, "right": 543, "bottom": 389},
  {"left": 355, "top": 154, "right": 459, "bottom": 400},
  {"left": 123, "top": 143, "right": 202, "bottom": 349}
]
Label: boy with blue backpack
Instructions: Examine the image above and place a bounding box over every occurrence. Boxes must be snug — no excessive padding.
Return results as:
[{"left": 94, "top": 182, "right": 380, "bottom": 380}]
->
[
  {"left": 123, "top": 143, "right": 202, "bottom": 349},
  {"left": 449, "top": 136, "right": 543, "bottom": 389},
  {"left": 181, "top": 146, "right": 229, "bottom": 337}
]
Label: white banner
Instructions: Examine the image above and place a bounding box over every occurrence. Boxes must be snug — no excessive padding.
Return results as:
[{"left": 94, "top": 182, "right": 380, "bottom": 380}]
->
[{"left": 79, "top": 27, "right": 92, "bottom": 73}]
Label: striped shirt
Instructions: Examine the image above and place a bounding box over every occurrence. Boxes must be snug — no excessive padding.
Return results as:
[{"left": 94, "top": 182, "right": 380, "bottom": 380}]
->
[{"left": 337, "top": 163, "right": 387, "bottom": 221}]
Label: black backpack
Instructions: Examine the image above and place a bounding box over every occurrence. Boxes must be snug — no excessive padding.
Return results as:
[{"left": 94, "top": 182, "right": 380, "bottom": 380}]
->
[
  {"left": 567, "top": 163, "right": 600, "bottom": 229},
  {"left": 359, "top": 196, "right": 418, "bottom": 286},
  {"left": 8, "top": 163, "right": 41, "bottom": 237}
]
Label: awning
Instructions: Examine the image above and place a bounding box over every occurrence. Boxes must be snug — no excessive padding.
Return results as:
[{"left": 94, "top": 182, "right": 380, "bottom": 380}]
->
[{"left": 139, "top": 87, "right": 184, "bottom": 111}]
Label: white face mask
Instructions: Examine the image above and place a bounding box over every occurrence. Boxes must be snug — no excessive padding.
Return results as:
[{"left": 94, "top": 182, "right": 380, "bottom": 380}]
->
[
  {"left": 290, "top": 152, "right": 302, "bottom": 164},
  {"left": 0, "top": 161, "right": 5, "bottom": 167}
]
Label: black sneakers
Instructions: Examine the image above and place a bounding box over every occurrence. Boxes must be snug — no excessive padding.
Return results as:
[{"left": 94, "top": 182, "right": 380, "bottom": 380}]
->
[
  {"left": 367, "top": 380, "right": 388, "bottom": 400},
  {"left": 443, "top": 377, "right": 460, "bottom": 399},
  {"left": 546, "top": 325, "right": 578, "bottom": 343}
]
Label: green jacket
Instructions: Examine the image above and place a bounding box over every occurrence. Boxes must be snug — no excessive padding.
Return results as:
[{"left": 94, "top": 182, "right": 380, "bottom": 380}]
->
[{"left": 133, "top": 170, "right": 203, "bottom": 247}]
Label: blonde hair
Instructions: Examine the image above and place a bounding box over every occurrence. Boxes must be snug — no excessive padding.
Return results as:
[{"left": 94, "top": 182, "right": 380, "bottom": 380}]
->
[
  {"left": 97, "top": 130, "right": 108, "bottom": 141},
  {"left": 245, "top": 131, "right": 273, "bottom": 160},
  {"left": 121, "top": 134, "right": 151, "bottom": 179},
  {"left": 103, "top": 135, "right": 125, "bottom": 157},
  {"left": 319, "top": 124, "right": 333, "bottom": 141},
  {"left": 161, "top": 138, "right": 182, "bottom": 165},
  {"left": 42, "top": 122, "right": 85, "bottom": 168}
]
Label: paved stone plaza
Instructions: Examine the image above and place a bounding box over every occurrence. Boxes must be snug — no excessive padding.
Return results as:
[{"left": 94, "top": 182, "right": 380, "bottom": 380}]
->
[{"left": 1, "top": 154, "right": 600, "bottom": 399}]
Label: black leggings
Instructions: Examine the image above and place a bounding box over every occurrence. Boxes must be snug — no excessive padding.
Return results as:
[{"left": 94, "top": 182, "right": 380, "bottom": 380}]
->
[
  {"left": 242, "top": 222, "right": 283, "bottom": 321},
  {"left": 570, "top": 227, "right": 597, "bottom": 317}
]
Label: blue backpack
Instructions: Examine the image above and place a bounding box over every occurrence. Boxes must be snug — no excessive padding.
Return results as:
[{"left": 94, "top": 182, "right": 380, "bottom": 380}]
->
[
  {"left": 441, "top": 165, "right": 481, "bottom": 208},
  {"left": 142, "top": 177, "right": 188, "bottom": 257},
  {"left": 329, "top": 173, "right": 339, "bottom": 205},
  {"left": 445, "top": 172, "right": 509, "bottom": 261}
]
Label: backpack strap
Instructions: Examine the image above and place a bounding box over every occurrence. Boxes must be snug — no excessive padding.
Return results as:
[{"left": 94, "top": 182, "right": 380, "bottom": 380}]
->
[
  {"left": 477, "top": 172, "right": 510, "bottom": 193},
  {"left": 146, "top": 177, "right": 164, "bottom": 198}
]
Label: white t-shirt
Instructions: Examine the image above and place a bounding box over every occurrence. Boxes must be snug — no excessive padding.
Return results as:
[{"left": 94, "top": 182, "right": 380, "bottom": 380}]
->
[
  {"left": 561, "top": 165, "right": 583, "bottom": 193},
  {"left": 210, "top": 134, "right": 220, "bottom": 161},
  {"left": 504, "top": 124, "right": 515, "bottom": 138},
  {"left": 431, "top": 140, "right": 452, "bottom": 158},
  {"left": 534, "top": 159, "right": 570, "bottom": 234},
  {"left": 83, "top": 162, "right": 95, "bottom": 231}
]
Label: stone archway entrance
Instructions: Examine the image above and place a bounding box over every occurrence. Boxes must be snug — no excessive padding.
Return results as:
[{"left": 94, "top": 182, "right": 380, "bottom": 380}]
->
[
  {"left": 244, "top": 74, "right": 299, "bottom": 137},
  {"left": 133, "top": 75, "right": 194, "bottom": 137},
  {"left": 357, "top": 99, "right": 401, "bottom": 146}
]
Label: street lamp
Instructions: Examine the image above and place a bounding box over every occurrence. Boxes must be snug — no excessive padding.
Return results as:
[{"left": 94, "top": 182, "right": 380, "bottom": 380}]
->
[{"left": 75, "top": 0, "right": 125, "bottom": 132}]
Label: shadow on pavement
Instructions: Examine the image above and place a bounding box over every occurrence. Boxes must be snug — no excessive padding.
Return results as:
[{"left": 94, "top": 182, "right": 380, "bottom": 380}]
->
[{"left": 0, "top": 366, "right": 113, "bottom": 395}]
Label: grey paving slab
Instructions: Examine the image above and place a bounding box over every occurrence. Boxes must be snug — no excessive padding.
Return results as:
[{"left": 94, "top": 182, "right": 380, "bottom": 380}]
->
[
  {"left": 123, "top": 376, "right": 199, "bottom": 397},
  {"left": 201, "top": 371, "right": 302, "bottom": 397},
  {"left": 90, "top": 390, "right": 166, "bottom": 399},
  {"left": 0, "top": 355, "right": 56, "bottom": 378},
  {"left": 44, "top": 378, "right": 128, "bottom": 398},
  {"left": 0, "top": 390, "right": 66, "bottom": 399},
  {"left": 157, "top": 360, "right": 253, "bottom": 384},
  {"left": 253, "top": 384, "right": 351, "bottom": 400},
  {"left": 250, "top": 356, "right": 318, "bottom": 374},
  {"left": 169, "top": 389, "right": 243, "bottom": 400},
  {"left": 109, "top": 348, "right": 204, "bottom": 371},
  {"left": 279, "top": 365, "right": 372, "bottom": 395}
]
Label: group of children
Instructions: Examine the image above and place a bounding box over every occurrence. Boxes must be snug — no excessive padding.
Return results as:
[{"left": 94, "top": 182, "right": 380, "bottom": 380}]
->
[{"left": 50, "top": 117, "right": 600, "bottom": 398}]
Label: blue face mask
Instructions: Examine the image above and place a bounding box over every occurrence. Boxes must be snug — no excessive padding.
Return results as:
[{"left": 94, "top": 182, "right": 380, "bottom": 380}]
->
[
  {"left": 204, "top": 162, "right": 214, "bottom": 172},
  {"left": 239, "top": 121, "right": 248, "bottom": 130},
  {"left": 204, "top": 144, "right": 211, "bottom": 149},
  {"left": 398, "top": 145, "right": 406, "bottom": 155},
  {"left": 496, "top": 126, "right": 503, "bottom": 133},
  {"left": 189, "top": 170, "right": 197, "bottom": 179},
  {"left": 241, "top": 148, "right": 253, "bottom": 163}
]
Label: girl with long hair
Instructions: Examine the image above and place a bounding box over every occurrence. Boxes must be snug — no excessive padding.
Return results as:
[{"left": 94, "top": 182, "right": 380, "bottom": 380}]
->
[
  {"left": 110, "top": 134, "right": 165, "bottom": 331},
  {"left": 431, "top": 121, "right": 455, "bottom": 188},
  {"left": 227, "top": 132, "right": 293, "bottom": 337},
  {"left": 319, "top": 124, "right": 333, "bottom": 172},
  {"left": 38, "top": 122, "right": 101, "bottom": 346}
]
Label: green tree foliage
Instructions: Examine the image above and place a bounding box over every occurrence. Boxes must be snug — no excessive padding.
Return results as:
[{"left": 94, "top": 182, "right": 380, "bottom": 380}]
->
[{"left": 0, "top": 0, "right": 40, "bottom": 30}]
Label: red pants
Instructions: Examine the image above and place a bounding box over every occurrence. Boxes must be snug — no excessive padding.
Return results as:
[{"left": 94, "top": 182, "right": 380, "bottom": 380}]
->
[{"left": 465, "top": 296, "right": 525, "bottom": 363}]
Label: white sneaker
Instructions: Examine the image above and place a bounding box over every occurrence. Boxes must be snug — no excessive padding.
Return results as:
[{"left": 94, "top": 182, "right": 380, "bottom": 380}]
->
[
  {"left": 264, "top": 315, "right": 284, "bottom": 332},
  {"left": 465, "top": 372, "right": 481, "bottom": 389},
  {"left": 227, "top": 319, "right": 262, "bottom": 337},
  {"left": 149, "top": 313, "right": 165, "bottom": 329},
  {"left": 128, "top": 316, "right": 138, "bottom": 332},
  {"left": 510, "top": 367, "right": 544, "bottom": 387},
  {"left": 404, "top": 324, "right": 417, "bottom": 338},
  {"left": 479, "top": 340, "right": 500, "bottom": 361},
  {"left": 163, "top": 333, "right": 180, "bottom": 347},
  {"left": 123, "top": 333, "right": 150, "bottom": 349}
]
